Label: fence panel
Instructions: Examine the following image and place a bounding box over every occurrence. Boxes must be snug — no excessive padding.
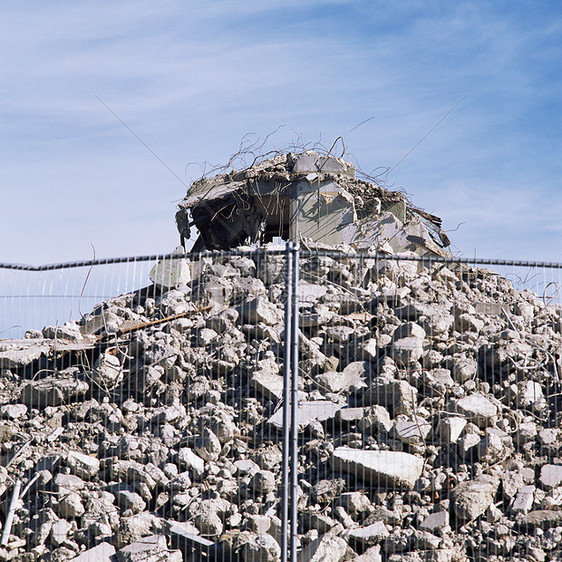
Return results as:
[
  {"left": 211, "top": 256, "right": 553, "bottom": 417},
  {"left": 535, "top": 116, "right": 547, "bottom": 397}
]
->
[{"left": 0, "top": 249, "right": 294, "bottom": 561}]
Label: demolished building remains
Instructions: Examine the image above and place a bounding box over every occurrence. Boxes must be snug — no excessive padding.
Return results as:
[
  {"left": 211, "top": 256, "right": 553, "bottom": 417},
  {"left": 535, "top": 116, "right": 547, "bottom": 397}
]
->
[{"left": 175, "top": 151, "right": 451, "bottom": 256}]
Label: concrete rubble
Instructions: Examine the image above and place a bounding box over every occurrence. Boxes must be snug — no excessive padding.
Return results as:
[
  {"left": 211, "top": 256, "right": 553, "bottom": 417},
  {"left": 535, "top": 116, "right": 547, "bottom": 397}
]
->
[
  {"left": 0, "top": 153, "right": 561, "bottom": 561},
  {"left": 175, "top": 151, "right": 452, "bottom": 256}
]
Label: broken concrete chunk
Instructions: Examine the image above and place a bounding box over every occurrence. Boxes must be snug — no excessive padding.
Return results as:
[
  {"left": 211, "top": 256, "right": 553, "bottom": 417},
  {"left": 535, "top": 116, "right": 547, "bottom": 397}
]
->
[
  {"left": 451, "top": 474, "right": 499, "bottom": 521},
  {"left": 43, "top": 322, "right": 83, "bottom": 341},
  {"left": 392, "top": 415, "right": 432, "bottom": 445},
  {"left": 477, "top": 427, "right": 513, "bottom": 464},
  {"left": 420, "top": 511, "right": 449, "bottom": 533},
  {"left": 362, "top": 380, "right": 417, "bottom": 415},
  {"left": 116, "top": 533, "right": 182, "bottom": 562},
  {"left": 438, "top": 416, "right": 467, "bottom": 444},
  {"left": 390, "top": 321, "right": 426, "bottom": 364},
  {"left": 347, "top": 521, "right": 390, "bottom": 547},
  {"left": 239, "top": 296, "right": 281, "bottom": 326},
  {"left": 57, "top": 491, "right": 85, "bottom": 519},
  {"left": 177, "top": 448, "right": 205, "bottom": 479},
  {"left": 195, "top": 428, "right": 221, "bottom": 462},
  {"left": 518, "top": 510, "right": 562, "bottom": 530},
  {"left": 268, "top": 401, "right": 343, "bottom": 430},
  {"left": 539, "top": 464, "right": 562, "bottom": 490},
  {"left": 355, "top": 545, "right": 383, "bottom": 562},
  {"left": 66, "top": 450, "right": 100, "bottom": 480},
  {"left": 297, "top": 533, "right": 349, "bottom": 562},
  {"left": 332, "top": 447, "right": 423, "bottom": 489},
  {"left": 0, "top": 403, "right": 27, "bottom": 420},
  {"left": 512, "top": 485, "right": 535, "bottom": 514},
  {"left": 239, "top": 533, "right": 281, "bottom": 562},
  {"left": 0, "top": 344, "right": 49, "bottom": 370},
  {"left": 21, "top": 369, "right": 90, "bottom": 408},
  {"left": 453, "top": 393, "right": 498, "bottom": 428},
  {"left": 149, "top": 254, "right": 191, "bottom": 290}
]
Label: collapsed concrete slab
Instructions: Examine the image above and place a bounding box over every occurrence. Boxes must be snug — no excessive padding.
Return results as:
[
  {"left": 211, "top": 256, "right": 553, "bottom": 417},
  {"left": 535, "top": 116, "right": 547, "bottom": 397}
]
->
[{"left": 176, "top": 151, "right": 452, "bottom": 256}]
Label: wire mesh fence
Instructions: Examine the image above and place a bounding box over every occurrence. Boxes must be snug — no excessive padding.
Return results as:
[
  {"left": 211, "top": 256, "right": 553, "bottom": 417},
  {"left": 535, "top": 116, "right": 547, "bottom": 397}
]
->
[{"left": 0, "top": 247, "right": 561, "bottom": 561}]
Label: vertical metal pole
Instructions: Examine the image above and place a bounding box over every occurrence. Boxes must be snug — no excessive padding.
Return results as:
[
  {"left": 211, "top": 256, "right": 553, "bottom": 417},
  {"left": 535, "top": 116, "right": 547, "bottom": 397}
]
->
[
  {"left": 289, "top": 243, "right": 300, "bottom": 561},
  {"left": 280, "top": 243, "right": 293, "bottom": 562}
]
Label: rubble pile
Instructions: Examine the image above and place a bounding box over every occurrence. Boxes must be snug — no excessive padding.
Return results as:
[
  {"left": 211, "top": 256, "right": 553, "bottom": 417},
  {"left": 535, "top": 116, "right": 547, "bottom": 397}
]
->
[{"left": 0, "top": 247, "right": 561, "bottom": 562}]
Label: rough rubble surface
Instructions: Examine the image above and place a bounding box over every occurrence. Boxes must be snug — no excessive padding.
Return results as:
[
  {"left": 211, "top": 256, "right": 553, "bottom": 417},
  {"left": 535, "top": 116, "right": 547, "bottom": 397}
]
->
[{"left": 0, "top": 247, "right": 561, "bottom": 561}]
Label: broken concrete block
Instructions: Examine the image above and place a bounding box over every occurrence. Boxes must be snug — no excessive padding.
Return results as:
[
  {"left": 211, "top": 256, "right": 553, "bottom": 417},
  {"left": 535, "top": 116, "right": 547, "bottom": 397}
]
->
[
  {"left": 57, "top": 491, "right": 85, "bottom": 519},
  {"left": 116, "top": 533, "right": 182, "bottom": 562},
  {"left": 43, "top": 322, "right": 83, "bottom": 341},
  {"left": 20, "top": 369, "right": 90, "bottom": 408},
  {"left": 362, "top": 380, "right": 417, "bottom": 414},
  {"left": 453, "top": 393, "right": 498, "bottom": 428},
  {"left": 297, "top": 533, "right": 349, "bottom": 562},
  {"left": 451, "top": 474, "right": 499, "bottom": 521},
  {"left": 195, "top": 428, "right": 221, "bottom": 462},
  {"left": 0, "top": 403, "right": 27, "bottom": 420},
  {"left": 177, "top": 448, "right": 205, "bottom": 479},
  {"left": 336, "top": 407, "right": 366, "bottom": 424},
  {"left": 477, "top": 427, "right": 513, "bottom": 464},
  {"left": 239, "top": 533, "right": 281, "bottom": 562},
  {"left": 358, "top": 405, "right": 393, "bottom": 435},
  {"left": 539, "top": 464, "right": 562, "bottom": 490},
  {"left": 167, "top": 522, "right": 215, "bottom": 555},
  {"left": 419, "top": 511, "right": 449, "bottom": 533},
  {"left": 66, "top": 451, "right": 100, "bottom": 480},
  {"left": 518, "top": 510, "right": 562, "bottom": 530},
  {"left": 149, "top": 256, "right": 191, "bottom": 289},
  {"left": 0, "top": 344, "right": 49, "bottom": 370},
  {"left": 239, "top": 296, "right": 281, "bottom": 326},
  {"left": 438, "top": 416, "right": 467, "bottom": 444},
  {"left": 331, "top": 447, "right": 423, "bottom": 489},
  {"left": 335, "top": 491, "right": 372, "bottom": 516},
  {"left": 511, "top": 485, "right": 535, "bottom": 514},
  {"left": 392, "top": 415, "right": 432, "bottom": 445},
  {"left": 354, "top": 545, "right": 383, "bottom": 562},
  {"left": 514, "top": 380, "right": 546, "bottom": 409},
  {"left": 314, "top": 369, "right": 366, "bottom": 393},
  {"left": 347, "top": 521, "right": 390, "bottom": 547}
]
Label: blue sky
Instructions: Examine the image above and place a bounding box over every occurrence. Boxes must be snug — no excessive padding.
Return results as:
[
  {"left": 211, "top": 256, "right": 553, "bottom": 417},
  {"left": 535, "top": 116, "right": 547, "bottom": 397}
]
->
[{"left": 2, "top": 1, "right": 562, "bottom": 264}]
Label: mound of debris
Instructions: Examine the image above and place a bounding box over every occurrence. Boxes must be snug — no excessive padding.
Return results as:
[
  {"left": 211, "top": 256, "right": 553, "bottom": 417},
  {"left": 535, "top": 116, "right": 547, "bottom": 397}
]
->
[
  {"left": 1, "top": 246, "right": 561, "bottom": 562},
  {"left": 175, "top": 152, "right": 451, "bottom": 256}
]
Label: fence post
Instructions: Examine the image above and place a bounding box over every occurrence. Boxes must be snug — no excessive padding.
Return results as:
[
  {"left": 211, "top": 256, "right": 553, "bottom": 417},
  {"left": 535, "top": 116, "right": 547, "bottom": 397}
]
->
[
  {"left": 280, "top": 242, "right": 293, "bottom": 562},
  {"left": 289, "top": 243, "right": 300, "bottom": 561}
]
